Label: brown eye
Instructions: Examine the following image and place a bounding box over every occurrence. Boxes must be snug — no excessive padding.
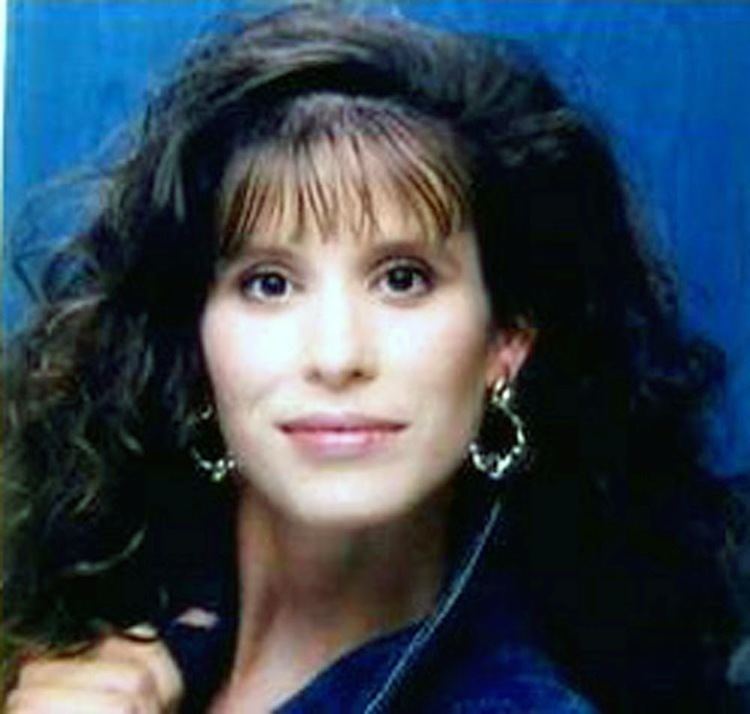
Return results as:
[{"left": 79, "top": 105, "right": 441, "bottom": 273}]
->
[
  {"left": 240, "top": 269, "right": 293, "bottom": 302},
  {"left": 376, "top": 261, "right": 434, "bottom": 298}
]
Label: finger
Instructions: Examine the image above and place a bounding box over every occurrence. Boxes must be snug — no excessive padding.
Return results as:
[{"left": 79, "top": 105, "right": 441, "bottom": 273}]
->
[
  {"left": 96, "top": 634, "right": 183, "bottom": 711},
  {"left": 6, "top": 683, "right": 154, "bottom": 714},
  {"left": 18, "top": 657, "right": 159, "bottom": 704}
]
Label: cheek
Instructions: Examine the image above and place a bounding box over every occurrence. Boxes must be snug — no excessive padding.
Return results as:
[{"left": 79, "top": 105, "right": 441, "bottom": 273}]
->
[
  {"left": 200, "top": 304, "right": 297, "bottom": 407},
  {"left": 380, "top": 299, "right": 490, "bottom": 396},
  {"left": 377, "top": 299, "right": 490, "bottom": 460},
  {"left": 201, "top": 310, "right": 247, "bottom": 406},
  {"left": 381, "top": 303, "right": 489, "bottom": 487}
]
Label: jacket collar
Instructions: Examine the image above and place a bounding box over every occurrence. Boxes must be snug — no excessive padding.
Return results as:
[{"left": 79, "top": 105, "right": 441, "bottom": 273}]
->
[{"left": 360, "top": 483, "right": 504, "bottom": 712}]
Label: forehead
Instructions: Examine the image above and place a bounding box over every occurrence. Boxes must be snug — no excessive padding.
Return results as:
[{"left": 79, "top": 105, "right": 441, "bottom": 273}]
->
[{"left": 217, "top": 94, "right": 471, "bottom": 253}]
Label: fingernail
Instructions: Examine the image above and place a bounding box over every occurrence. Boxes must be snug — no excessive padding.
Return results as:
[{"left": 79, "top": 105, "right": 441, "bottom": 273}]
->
[
  {"left": 126, "top": 623, "right": 158, "bottom": 638},
  {"left": 175, "top": 607, "right": 219, "bottom": 630}
]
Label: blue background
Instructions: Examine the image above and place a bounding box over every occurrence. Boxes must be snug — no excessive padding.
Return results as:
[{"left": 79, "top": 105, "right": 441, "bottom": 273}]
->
[{"left": 4, "top": 1, "right": 749, "bottom": 474}]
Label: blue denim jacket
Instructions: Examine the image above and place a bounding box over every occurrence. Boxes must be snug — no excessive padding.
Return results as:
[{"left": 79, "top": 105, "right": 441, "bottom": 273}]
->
[{"left": 161, "top": 478, "right": 596, "bottom": 713}]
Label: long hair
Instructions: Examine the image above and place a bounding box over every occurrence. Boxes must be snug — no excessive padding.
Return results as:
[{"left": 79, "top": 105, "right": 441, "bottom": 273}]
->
[{"left": 4, "top": 6, "right": 745, "bottom": 709}]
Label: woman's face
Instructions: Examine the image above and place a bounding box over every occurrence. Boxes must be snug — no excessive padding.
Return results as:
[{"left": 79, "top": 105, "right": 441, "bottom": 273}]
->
[{"left": 200, "top": 151, "right": 527, "bottom": 528}]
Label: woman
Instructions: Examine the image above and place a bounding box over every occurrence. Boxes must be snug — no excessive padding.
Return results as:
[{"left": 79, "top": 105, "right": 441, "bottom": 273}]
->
[{"left": 4, "top": 6, "right": 746, "bottom": 712}]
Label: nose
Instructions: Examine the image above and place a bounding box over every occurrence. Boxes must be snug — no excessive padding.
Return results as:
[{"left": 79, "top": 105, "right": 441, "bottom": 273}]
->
[{"left": 304, "top": 280, "right": 375, "bottom": 390}]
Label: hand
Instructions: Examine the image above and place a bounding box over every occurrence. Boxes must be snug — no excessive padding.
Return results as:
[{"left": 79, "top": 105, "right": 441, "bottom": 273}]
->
[{"left": 5, "top": 627, "right": 183, "bottom": 714}]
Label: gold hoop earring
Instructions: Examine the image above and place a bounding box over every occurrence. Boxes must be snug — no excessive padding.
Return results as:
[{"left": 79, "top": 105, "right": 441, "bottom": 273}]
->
[
  {"left": 469, "top": 380, "right": 527, "bottom": 481},
  {"left": 188, "top": 404, "right": 236, "bottom": 483}
]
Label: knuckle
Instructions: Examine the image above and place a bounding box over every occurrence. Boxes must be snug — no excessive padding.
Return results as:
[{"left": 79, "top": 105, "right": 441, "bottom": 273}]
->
[
  {"left": 4, "top": 688, "right": 21, "bottom": 712},
  {"left": 108, "top": 690, "right": 143, "bottom": 714},
  {"left": 16, "top": 659, "right": 44, "bottom": 683},
  {"left": 131, "top": 664, "right": 157, "bottom": 699},
  {"left": 4, "top": 688, "right": 39, "bottom": 714}
]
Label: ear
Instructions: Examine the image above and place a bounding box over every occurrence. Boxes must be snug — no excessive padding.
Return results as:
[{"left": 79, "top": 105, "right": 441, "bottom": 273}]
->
[{"left": 484, "top": 326, "right": 536, "bottom": 389}]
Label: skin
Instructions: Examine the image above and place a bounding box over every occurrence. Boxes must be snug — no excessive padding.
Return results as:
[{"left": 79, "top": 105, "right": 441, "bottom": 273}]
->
[
  {"left": 7, "top": 151, "right": 533, "bottom": 713},
  {"left": 200, "top": 170, "right": 532, "bottom": 711},
  {"left": 5, "top": 629, "right": 183, "bottom": 713},
  {"left": 204, "top": 231, "right": 498, "bottom": 527}
]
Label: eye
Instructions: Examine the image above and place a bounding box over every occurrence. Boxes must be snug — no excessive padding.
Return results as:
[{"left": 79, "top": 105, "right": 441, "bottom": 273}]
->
[
  {"left": 374, "top": 260, "right": 434, "bottom": 299},
  {"left": 239, "top": 268, "right": 294, "bottom": 302}
]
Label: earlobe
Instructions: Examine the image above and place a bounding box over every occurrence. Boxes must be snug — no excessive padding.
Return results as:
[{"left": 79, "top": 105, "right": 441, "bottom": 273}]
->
[{"left": 485, "top": 326, "right": 536, "bottom": 388}]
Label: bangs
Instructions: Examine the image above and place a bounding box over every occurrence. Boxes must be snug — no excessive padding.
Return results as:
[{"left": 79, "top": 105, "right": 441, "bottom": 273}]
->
[{"left": 219, "top": 94, "right": 471, "bottom": 253}]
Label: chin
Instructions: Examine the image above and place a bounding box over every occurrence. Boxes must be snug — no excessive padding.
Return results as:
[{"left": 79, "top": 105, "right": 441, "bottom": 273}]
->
[{"left": 279, "top": 477, "right": 442, "bottom": 530}]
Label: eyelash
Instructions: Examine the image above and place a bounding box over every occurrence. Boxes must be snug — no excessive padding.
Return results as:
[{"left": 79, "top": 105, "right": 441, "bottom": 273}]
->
[
  {"left": 372, "top": 258, "right": 435, "bottom": 299},
  {"left": 237, "top": 257, "right": 436, "bottom": 303},
  {"left": 239, "top": 266, "right": 295, "bottom": 303}
]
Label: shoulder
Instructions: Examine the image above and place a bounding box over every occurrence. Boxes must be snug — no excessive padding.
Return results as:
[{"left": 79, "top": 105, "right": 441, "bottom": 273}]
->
[
  {"left": 429, "top": 643, "right": 596, "bottom": 713},
  {"left": 401, "top": 621, "right": 597, "bottom": 713},
  {"left": 392, "top": 564, "right": 598, "bottom": 713}
]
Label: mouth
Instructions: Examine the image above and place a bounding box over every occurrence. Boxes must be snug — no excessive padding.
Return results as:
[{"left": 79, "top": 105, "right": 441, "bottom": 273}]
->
[{"left": 277, "top": 414, "right": 408, "bottom": 460}]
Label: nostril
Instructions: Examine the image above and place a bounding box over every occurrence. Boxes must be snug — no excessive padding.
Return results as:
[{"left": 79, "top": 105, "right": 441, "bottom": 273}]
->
[
  {"left": 304, "top": 298, "right": 375, "bottom": 388},
  {"left": 305, "top": 360, "right": 374, "bottom": 390}
]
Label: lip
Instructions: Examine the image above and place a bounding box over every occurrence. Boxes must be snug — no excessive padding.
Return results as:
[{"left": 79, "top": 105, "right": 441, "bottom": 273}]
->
[{"left": 277, "top": 413, "right": 408, "bottom": 460}]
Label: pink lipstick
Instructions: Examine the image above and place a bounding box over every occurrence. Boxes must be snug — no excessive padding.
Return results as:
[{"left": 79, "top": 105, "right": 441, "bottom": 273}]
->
[{"left": 278, "top": 414, "right": 407, "bottom": 460}]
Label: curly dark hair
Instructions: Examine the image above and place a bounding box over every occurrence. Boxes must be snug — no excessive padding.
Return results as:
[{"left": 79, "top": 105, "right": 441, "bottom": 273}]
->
[{"left": 4, "top": 5, "right": 746, "bottom": 710}]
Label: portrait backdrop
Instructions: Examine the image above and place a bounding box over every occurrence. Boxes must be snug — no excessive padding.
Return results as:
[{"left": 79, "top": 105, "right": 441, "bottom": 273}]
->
[{"left": 4, "top": 0, "right": 749, "bottom": 474}]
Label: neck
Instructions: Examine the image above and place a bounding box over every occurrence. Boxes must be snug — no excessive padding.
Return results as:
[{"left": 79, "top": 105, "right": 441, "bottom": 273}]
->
[{"left": 225, "top": 484, "right": 451, "bottom": 704}]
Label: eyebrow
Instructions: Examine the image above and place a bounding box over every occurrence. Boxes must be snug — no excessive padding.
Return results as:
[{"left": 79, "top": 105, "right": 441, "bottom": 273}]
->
[
  {"left": 216, "top": 235, "right": 463, "bottom": 272},
  {"left": 214, "top": 243, "right": 297, "bottom": 273},
  {"left": 363, "top": 237, "right": 460, "bottom": 265}
]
